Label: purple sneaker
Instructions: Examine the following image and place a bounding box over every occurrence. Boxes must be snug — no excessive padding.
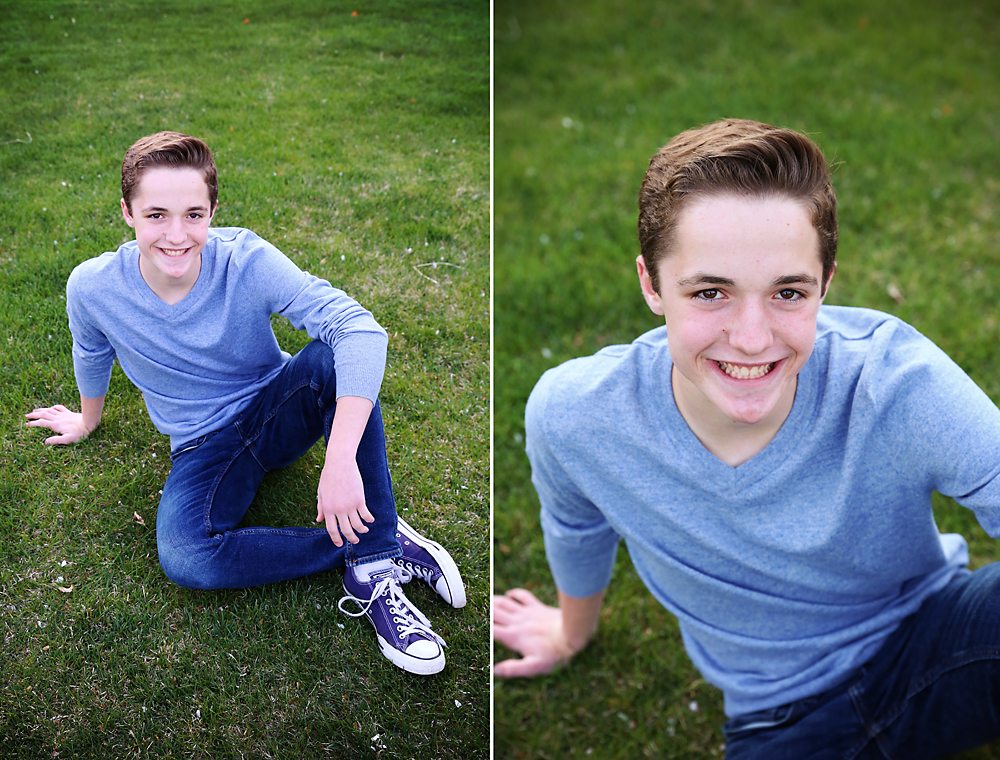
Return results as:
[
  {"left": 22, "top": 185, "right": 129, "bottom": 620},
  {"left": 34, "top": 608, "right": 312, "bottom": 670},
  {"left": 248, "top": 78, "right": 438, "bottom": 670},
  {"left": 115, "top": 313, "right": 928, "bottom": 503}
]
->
[
  {"left": 393, "top": 517, "right": 467, "bottom": 609},
  {"left": 339, "top": 564, "right": 446, "bottom": 675}
]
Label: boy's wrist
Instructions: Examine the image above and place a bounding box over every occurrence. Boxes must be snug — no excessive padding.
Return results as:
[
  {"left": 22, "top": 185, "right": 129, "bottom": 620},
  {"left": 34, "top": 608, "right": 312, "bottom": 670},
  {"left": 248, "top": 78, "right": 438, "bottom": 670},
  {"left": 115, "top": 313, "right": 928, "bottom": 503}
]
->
[{"left": 324, "top": 440, "right": 359, "bottom": 464}]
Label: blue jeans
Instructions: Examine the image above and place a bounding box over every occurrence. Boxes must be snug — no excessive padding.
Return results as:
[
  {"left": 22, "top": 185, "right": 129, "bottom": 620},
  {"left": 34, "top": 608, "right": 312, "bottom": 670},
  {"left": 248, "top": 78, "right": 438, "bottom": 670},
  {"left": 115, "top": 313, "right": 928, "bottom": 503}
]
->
[
  {"left": 723, "top": 562, "right": 1000, "bottom": 759},
  {"left": 155, "top": 340, "right": 401, "bottom": 589}
]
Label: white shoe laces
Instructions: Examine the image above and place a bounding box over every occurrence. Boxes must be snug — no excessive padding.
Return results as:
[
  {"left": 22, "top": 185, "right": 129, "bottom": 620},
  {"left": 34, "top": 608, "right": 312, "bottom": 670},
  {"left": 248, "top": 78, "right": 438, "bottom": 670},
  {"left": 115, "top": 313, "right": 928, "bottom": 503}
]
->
[
  {"left": 396, "top": 558, "right": 435, "bottom": 583},
  {"left": 339, "top": 576, "right": 445, "bottom": 646}
]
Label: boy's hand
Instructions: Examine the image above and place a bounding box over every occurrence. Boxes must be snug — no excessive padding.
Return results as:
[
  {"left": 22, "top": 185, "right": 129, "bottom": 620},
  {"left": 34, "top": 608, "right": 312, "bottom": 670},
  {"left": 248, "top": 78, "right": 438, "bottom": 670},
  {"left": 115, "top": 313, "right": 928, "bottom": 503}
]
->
[
  {"left": 316, "top": 454, "right": 375, "bottom": 547},
  {"left": 492, "top": 588, "right": 578, "bottom": 678},
  {"left": 25, "top": 405, "right": 92, "bottom": 445}
]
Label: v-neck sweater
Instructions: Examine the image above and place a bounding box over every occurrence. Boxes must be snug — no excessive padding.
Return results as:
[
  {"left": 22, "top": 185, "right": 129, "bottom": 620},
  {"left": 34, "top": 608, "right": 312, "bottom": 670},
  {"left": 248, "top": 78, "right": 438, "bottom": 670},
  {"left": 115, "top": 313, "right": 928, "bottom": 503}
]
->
[
  {"left": 526, "top": 305, "right": 1000, "bottom": 717},
  {"left": 67, "top": 227, "right": 387, "bottom": 451}
]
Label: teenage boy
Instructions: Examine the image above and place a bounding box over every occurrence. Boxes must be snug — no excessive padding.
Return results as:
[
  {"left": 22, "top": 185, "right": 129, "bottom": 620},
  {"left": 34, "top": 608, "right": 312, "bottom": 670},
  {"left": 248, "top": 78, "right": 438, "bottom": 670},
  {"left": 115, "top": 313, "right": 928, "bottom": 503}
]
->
[
  {"left": 493, "top": 119, "right": 1000, "bottom": 757},
  {"left": 27, "top": 131, "right": 466, "bottom": 676}
]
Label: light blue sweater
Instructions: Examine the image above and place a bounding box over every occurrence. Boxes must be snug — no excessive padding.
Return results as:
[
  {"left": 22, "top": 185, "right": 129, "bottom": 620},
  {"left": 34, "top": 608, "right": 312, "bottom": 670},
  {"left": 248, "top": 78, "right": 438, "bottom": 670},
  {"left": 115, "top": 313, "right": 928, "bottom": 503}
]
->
[
  {"left": 67, "top": 227, "right": 388, "bottom": 451},
  {"left": 526, "top": 305, "right": 1000, "bottom": 718}
]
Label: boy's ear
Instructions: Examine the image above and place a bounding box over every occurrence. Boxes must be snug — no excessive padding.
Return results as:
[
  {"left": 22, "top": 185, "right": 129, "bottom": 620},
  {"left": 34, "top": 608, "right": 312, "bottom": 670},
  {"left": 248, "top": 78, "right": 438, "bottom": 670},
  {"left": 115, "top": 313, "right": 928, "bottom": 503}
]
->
[
  {"left": 120, "top": 198, "right": 135, "bottom": 228},
  {"left": 636, "top": 255, "right": 665, "bottom": 316},
  {"left": 821, "top": 261, "right": 837, "bottom": 299}
]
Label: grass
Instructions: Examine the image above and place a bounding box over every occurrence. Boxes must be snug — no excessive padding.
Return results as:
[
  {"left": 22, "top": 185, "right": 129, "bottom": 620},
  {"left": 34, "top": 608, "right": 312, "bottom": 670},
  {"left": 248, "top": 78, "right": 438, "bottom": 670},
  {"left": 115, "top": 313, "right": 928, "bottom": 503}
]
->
[
  {"left": 493, "top": 0, "right": 1000, "bottom": 757},
  {"left": 0, "top": 1, "right": 488, "bottom": 758}
]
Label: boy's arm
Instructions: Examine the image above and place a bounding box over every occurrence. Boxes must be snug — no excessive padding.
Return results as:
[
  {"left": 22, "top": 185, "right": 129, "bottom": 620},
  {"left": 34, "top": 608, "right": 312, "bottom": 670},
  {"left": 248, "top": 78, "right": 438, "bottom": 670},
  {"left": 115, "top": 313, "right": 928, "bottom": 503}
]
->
[
  {"left": 492, "top": 586, "right": 606, "bottom": 677},
  {"left": 315, "top": 395, "right": 377, "bottom": 547},
  {"left": 25, "top": 394, "right": 106, "bottom": 445}
]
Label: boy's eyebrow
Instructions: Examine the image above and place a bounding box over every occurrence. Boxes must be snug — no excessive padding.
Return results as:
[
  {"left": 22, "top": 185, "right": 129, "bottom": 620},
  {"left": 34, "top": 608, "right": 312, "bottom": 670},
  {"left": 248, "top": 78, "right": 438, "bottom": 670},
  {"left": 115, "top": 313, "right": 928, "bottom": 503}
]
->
[
  {"left": 139, "top": 204, "right": 210, "bottom": 214},
  {"left": 771, "top": 274, "right": 819, "bottom": 288},
  {"left": 675, "top": 272, "right": 820, "bottom": 288},
  {"left": 675, "top": 273, "right": 736, "bottom": 288}
]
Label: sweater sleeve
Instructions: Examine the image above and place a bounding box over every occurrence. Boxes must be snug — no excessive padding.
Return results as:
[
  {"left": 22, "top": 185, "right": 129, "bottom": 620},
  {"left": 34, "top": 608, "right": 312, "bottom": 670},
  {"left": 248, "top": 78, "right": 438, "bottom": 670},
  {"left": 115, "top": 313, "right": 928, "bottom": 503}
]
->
[
  {"left": 66, "top": 263, "right": 116, "bottom": 399},
  {"left": 526, "top": 371, "right": 621, "bottom": 598},
  {"left": 239, "top": 235, "right": 388, "bottom": 403},
  {"left": 870, "top": 319, "right": 1000, "bottom": 534}
]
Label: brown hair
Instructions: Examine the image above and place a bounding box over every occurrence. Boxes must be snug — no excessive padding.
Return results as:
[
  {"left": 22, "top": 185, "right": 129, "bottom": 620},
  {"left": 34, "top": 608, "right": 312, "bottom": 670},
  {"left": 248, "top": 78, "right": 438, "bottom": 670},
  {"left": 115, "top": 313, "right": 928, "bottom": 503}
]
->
[
  {"left": 638, "top": 119, "right": 837, "bottom": 294},
  {"left": 121, "top": 131, "right": 218, "bottom": 213}
]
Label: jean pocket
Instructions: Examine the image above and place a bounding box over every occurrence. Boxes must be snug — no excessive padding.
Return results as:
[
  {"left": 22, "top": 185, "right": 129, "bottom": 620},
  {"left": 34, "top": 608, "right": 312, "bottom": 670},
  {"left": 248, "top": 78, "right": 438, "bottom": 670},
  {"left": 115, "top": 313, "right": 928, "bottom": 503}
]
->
[
  {"left": 171, "top": 433, "right": 212, "bottom": 460},
  {"left": 723, "top": 704, "right": 797, "bottom": 740}
]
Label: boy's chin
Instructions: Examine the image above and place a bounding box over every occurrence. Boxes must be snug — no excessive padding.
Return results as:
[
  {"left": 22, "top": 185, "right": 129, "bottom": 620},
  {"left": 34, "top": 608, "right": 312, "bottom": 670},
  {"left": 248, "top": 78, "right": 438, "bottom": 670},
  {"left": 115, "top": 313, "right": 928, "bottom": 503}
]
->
[{"left": 713, "top": 386, "right": 790, "bottom": 426}]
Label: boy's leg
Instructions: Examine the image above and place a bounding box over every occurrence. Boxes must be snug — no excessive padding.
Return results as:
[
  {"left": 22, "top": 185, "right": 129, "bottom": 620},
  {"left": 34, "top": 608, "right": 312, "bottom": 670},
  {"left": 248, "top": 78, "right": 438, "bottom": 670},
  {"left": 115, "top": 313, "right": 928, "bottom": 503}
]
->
[
  {"left": 723, "top": 563, "right": 1000, "bottom": 760},
  {"left": 156, "top": 340, "right": 398, "bottom": 587},
  {"left": 156, "top": 421, "right": 348, "bottom": 589},
  {"left": 238, "top": 340, "right": 401, "bottom": 567},
  {"left": 851, "top": 562, "right": 1000, "bottom": 758},
  {"left": 156, "top": 340, "right": 461, "bottom": 673}
]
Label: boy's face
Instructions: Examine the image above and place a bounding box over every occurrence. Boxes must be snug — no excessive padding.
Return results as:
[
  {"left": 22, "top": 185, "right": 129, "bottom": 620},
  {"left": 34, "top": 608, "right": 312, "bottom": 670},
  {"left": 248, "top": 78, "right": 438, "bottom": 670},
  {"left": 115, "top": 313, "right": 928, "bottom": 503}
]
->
[
  {"left": 121, "top": 167, "right": 215, "bottom": 297},
  {"left": 637, "top": 195, "right": 831, "bottom": 435}
]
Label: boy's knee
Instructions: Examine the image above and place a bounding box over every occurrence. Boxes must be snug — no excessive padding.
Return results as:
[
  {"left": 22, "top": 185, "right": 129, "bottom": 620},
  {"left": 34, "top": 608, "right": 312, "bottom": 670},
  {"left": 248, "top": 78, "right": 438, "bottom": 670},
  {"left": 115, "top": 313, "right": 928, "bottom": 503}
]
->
[
  {"left": 302, "top": 339, "right": 337, "bottom": 376},
  {"left": 157, "top": 536, "right": 223, "bottom": 590}
]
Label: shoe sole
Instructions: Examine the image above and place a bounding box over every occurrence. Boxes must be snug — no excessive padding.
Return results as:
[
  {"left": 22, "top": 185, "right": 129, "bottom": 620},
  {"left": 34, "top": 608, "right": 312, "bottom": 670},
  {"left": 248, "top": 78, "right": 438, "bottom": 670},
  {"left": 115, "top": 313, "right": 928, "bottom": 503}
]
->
[
  {"left": 396, "top": 516, "right": 467, "bottom": 609},
  {"left": 376, "top": 632, "right": 445, "bottom": 675},
  {"left": 341, "top": 579, "right": 446, "bottom": 675}
]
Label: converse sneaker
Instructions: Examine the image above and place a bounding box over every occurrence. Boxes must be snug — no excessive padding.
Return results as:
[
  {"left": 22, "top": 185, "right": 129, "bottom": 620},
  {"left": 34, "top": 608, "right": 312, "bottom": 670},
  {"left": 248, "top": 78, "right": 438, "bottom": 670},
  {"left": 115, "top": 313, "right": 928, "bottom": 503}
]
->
[
  {"left": 393, "top": 516, "right": 467, "bottom": 608},
  {"left": 339, "top": 564, "right": 446, "bottom": 675}
]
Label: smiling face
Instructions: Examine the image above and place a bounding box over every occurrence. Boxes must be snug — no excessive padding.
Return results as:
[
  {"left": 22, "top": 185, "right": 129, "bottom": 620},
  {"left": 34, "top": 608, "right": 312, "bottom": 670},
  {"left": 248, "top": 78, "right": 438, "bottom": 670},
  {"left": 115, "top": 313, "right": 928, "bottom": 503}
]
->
[
  {"left": 638, "top": 194, "right": 831, "bottom": 450},
  {"left": 121, "top": 166, "right": 216, "bottom": 304}
]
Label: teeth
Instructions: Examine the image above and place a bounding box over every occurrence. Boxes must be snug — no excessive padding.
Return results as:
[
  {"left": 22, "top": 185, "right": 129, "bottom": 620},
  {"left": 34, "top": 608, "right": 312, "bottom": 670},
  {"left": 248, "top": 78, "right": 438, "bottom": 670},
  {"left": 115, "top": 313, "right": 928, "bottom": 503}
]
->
[{"left": 718, "top": 361, "right": 775, "bottom": 379}]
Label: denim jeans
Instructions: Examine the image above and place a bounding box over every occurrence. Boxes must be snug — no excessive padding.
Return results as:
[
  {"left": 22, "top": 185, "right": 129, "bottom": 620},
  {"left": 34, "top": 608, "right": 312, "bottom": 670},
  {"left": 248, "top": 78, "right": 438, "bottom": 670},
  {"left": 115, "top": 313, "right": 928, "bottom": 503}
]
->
[
  {"left": 155, "top": 340, "right": 401, "bottom": 589},
  {"left": 723, "top": 562, "right": 1000, "bottom": 759}
]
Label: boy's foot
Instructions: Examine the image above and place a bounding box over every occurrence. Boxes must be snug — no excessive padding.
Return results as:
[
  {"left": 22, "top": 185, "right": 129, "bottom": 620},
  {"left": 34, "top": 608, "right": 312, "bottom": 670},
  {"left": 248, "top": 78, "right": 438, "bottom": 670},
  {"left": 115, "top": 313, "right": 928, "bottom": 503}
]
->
[
  {"left": 393, "top": 516, "right": 467, "bottom": 608},
  {"left": 339, "top": 564, "right": 446, "bottom": 675}
]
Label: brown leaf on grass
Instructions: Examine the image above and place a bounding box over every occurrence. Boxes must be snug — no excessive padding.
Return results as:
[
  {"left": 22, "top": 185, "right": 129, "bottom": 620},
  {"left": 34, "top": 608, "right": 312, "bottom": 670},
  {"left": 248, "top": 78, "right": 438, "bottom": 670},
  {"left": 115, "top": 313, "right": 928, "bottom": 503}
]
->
[{"left": 133, "top": 511, "right": 146, "bottom": 526}]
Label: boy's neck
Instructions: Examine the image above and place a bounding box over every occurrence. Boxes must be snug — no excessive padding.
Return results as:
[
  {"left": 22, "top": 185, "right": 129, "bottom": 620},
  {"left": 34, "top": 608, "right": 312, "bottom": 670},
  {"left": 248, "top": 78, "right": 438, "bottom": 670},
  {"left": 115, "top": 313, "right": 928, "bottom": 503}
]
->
[
  {"left": 139, "top": 253, "right": 202, "bottom": 306},
  {"left": 671, "top": 366, "right": 796, "bottom": 468}
]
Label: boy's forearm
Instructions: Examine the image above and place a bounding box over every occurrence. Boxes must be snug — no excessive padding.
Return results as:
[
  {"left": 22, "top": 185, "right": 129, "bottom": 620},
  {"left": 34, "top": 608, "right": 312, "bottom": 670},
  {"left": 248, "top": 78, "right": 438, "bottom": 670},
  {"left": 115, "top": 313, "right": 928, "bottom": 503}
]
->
[
  {"left": 81, "top": 393, "right": 106, "bottom": 434},
  {"left": 325, "top": 396, "right": 375, "bottom": 463},
  {"left": 558, "top": 588, "right": 607, "bottom": 654}
]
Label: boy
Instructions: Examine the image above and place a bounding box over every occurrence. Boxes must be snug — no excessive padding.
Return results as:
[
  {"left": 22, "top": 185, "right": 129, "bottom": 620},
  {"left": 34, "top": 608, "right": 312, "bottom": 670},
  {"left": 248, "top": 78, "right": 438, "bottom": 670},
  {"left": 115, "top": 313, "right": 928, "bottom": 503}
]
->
[
  {"left": 493, "top": 120, "right": 1000, "bottom": 757},
  {"left": 27, "top": 131, "right": 466, "bottom": 676}
]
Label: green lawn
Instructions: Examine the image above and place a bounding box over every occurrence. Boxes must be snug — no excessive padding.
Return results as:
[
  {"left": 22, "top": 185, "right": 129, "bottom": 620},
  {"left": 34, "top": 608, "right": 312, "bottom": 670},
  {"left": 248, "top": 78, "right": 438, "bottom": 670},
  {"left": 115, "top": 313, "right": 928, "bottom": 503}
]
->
[
  {"left": 0, "top": 1, "right": 489, "bottom": 758},
  {"left": 493, "top": 0, "right": 1000, "bottom": 757}
]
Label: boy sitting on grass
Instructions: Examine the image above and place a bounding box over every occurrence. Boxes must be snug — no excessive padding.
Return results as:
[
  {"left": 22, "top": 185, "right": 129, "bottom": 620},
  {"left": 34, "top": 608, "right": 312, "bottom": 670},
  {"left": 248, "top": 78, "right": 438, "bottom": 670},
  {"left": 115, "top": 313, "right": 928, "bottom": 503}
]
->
[
  {"left": 493, "top": 119, "right": 1000, "bottom": 757},
  {"left": 27, "top": 131, "right": 466, "bottom": 676}
]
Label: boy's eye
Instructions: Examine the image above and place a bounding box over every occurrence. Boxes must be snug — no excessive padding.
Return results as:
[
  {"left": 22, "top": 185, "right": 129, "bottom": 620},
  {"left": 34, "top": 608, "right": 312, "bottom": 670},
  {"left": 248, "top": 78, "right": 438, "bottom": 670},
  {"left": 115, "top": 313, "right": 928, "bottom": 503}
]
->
[
  {"left": 776, "top": 289, "right": 802, "bottom": 301},
  {"left": 696, "top": 289, "right": 722, "bottom": 301}
]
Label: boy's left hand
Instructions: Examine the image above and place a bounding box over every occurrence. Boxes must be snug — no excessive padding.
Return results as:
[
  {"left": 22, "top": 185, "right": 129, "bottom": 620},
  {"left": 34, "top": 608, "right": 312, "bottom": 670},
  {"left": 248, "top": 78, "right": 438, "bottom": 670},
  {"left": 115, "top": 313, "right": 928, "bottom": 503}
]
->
[{"left": 316, "top": 455, "right": 374, "bottom": 546}]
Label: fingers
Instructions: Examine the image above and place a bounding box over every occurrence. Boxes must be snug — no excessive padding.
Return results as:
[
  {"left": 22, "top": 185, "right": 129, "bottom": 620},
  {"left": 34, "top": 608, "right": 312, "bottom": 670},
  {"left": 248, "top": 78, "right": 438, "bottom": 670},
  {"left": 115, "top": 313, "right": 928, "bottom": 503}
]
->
[
  {"left": 492, "top": 588, "right": 541, "bottom": 620},
  {"left": 44, "top": 433, "right": 79, "bottom": 446},
  {"left": 336, "top": 508, "right": 373, "bottom": 545},
  {"left": 25, "top": 413, "right": 55, "bottom": 428},
  {"left": 503, "top": 587, "right": 542, "bottom": 606},
  {"left": 494, "top": 655, "right": 558, "bottom": 679},
  {"left": 25, "top": 405, "right": 68, "bottom": 420},
  {"left": 327, "top": 523, "right": 345, "bottom": 547},
  {"left": 337, "top": 513, "right": 360, "bottom": 545},
  {"left": 316, "top": 508, "right": 345, "bottom": 547},
  {"left": 317, "top": 505, "right": 373, "bottom": 547},
  {"left": 493, "top": 656, "right": 535, "bottom": 679}
]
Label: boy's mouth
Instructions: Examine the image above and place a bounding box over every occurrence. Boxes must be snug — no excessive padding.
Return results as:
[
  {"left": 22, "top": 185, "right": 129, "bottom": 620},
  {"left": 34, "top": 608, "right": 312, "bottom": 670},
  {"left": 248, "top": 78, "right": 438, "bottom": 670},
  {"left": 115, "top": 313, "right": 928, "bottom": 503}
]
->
[
  {"left": 717, "top": 360, "right": 776, "bottom": 380},
  {"left": 158, "top": 247, "right": 191, "bottom": 258}
]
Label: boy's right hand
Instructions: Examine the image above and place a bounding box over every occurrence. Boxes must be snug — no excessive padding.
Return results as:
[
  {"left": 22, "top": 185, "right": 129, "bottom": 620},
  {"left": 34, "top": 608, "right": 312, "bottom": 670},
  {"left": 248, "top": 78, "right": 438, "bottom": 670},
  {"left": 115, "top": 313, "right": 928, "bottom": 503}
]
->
[
  {"left": 492, "top": 588, "right": 577, "bottom": 678},
  {"left": 25, "top": 405, "right": 92, "bottom": 445}
]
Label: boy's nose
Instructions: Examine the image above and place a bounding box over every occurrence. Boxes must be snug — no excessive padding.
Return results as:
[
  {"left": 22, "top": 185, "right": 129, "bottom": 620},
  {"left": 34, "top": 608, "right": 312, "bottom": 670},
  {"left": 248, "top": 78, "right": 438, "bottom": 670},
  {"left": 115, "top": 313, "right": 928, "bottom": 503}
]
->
[
  {"left": 726, "top": 302, "right": 774, "bottom": 356},
  {"left": 164, "top": 219, "right": 186, "bottom": 243}
]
